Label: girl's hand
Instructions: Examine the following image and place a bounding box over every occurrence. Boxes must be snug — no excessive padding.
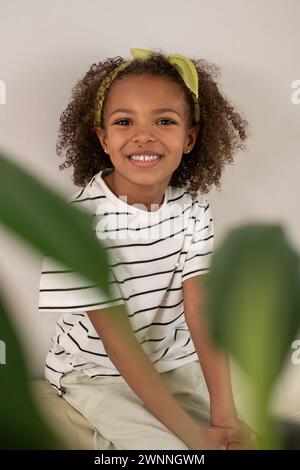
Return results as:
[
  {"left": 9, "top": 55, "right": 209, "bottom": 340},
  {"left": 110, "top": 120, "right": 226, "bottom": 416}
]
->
[
  {"left": 188, "top": 423, "right": 247, "bottom": 450},
  {"left": 212, "top": 419, "right": 258, "bottom": 450}
]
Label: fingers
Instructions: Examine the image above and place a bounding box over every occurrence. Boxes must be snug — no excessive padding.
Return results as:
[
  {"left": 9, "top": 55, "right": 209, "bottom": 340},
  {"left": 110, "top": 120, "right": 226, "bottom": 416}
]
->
[
  {"left": 226, "top": 427, "right": 248, "bottom": 442},
  {"left": 225, "top": 421, "right": 258, "bottom": 449},
  {"left": 224, "top": 427, "right": 258, "bottom": 450},
  {"left": 207, "top": 424, "right": 258, "bottom": 450},
  {"left": 226, "top": 431, "right": 258, "bottom": 450}
]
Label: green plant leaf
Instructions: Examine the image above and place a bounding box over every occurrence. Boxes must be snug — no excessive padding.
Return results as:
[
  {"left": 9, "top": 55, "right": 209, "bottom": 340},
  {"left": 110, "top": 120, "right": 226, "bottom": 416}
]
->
[
  {"left": 0, "top": 152, "right": 116, "bottom": 448},
  {"left": 203, "top": 224, "right": 300, "bottom": 445},
  {"left": 0, "top": 153, "right": 112, "bottom": 298},
  {"left": 0, "top": 293, "right": 65, "bottom": 449}
]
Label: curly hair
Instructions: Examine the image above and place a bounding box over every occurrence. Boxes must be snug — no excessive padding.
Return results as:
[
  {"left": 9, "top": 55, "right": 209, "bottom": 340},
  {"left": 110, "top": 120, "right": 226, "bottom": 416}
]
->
[{"left": 57, "top": 50, "right": 249, "bottom": 201}]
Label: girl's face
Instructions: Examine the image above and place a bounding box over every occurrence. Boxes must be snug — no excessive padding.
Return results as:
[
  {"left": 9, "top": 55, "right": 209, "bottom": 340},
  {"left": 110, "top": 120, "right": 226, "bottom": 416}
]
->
[{"left": 95, "top": 73, "right": 199, "bottom": 192}]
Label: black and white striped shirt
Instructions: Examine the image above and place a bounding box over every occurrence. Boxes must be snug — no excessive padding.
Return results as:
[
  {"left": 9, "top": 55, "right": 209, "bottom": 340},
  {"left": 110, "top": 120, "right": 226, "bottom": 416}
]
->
[{"left": 38, "top": 168, "right": 214, "bottom": 395}]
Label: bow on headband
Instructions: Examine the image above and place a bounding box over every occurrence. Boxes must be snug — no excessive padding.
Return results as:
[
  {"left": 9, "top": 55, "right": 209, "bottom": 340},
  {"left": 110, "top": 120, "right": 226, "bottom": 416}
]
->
[{"left": 94, "top": 48, "right": 200, "bottom": 127}]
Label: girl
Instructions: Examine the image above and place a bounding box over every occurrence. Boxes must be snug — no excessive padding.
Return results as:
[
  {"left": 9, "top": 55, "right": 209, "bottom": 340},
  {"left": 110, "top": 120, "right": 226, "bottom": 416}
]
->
[{"left": 39, "top": 48, "right": 255, "bottom": 450}]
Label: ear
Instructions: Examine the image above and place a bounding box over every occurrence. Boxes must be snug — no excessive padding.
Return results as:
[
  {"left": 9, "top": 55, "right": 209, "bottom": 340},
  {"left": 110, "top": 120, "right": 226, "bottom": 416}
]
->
[
  {"left": 185, "top": 123, "right": 200, "bottom": 152},
  {"left": 95, "top": 126, "right": 109, "bottom": 152}
]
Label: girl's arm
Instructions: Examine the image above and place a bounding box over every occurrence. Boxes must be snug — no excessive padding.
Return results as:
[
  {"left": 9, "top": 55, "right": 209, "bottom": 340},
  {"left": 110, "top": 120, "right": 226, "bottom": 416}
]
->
[
  {"left": 87, "top": 305, "right": 230, "bottom": 450},
  {"left": 182, "top": 274, "right": 239, "bottom": 426},
  {"left": 182, "top": 275, "right": 257, "bottom": 449}
]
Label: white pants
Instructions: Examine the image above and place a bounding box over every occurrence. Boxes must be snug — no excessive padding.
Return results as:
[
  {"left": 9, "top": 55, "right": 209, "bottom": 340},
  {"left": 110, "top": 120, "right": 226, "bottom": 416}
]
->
[{"left": 60, "top": 360, "right": 213, "bottom": 450}]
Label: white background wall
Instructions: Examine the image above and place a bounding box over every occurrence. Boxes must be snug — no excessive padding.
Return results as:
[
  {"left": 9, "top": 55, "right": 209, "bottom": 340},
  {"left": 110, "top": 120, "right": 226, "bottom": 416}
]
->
[{"left": 0, "top": 0, "right": 299, "bottom": 396}]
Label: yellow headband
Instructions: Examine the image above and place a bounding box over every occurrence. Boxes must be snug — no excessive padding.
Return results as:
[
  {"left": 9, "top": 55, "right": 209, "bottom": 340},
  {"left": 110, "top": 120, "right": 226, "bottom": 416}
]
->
[{"left": 94, "top": 48, "right": 200, "bottom": 127}]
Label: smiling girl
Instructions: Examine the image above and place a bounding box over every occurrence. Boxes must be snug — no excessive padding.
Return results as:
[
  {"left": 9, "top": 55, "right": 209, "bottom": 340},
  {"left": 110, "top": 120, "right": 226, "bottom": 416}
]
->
[{"left": 39, "top": 48, "right": 256, "bottom": 450}]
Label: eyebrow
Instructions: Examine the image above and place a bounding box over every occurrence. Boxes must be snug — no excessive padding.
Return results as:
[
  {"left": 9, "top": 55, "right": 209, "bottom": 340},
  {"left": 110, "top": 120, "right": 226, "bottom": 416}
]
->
[{"left": 109, "top": 107, "right": 181, "bottom": 118}]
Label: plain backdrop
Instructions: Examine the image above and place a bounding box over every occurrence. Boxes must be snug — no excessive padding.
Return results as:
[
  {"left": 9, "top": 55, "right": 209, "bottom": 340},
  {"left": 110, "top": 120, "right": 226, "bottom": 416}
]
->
[{"left": 0, "top": 0, "right": 299, "bottom": 417}]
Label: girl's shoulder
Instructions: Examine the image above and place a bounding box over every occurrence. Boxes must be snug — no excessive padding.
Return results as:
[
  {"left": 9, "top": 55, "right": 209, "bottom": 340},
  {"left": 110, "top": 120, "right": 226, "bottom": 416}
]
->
[
  {"left": 67, "top": 173, "right": 100, "bottom": 216},
  {"left": 167, "top": 184, "right": 207, "bottom": 209}
]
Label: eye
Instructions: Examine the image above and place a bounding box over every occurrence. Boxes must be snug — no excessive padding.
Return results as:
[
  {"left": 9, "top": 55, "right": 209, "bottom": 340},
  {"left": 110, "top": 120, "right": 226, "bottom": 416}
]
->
[
  {"left": 158, "top": 119, "right": 176, "bottom": 125},
  {"left": 114, "top": 119, "right": 131, "bottom": 126}
]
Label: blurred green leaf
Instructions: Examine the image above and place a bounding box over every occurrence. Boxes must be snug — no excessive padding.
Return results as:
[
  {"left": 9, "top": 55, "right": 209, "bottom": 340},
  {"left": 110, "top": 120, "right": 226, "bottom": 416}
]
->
[
  {"left": 0, "top": 153, "right": 112, "bottom": 298},
  {"left": 204, "top": 224, "right": 300, "bottom": 447},
  {"left": 0, "top": 293, "right": 64, "bottom": 449},
  {"left": 0, "top": 152, "right": 115, "bottom": 448}
]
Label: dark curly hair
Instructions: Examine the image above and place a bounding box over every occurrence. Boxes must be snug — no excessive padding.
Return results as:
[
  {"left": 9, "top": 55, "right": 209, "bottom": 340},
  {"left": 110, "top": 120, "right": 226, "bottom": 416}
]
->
[{"left": 57, "top": 49, "right": 249, "bottom": 201}]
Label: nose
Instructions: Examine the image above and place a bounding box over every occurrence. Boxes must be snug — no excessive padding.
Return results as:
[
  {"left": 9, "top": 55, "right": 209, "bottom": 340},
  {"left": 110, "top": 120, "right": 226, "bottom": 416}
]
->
[{"left": 132, "top": 122, "right": 156, "bottom": 144}]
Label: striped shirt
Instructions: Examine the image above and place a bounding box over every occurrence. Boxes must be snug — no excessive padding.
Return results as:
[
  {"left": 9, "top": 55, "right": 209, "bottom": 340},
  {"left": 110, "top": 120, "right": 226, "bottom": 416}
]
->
[{"left": 38, "top": 168, "right": 214, "bottom": 395}]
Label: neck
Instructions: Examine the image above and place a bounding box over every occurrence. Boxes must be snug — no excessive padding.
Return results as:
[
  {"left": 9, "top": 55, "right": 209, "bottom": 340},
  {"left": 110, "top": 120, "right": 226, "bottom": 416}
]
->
[{"left": 103, "top": 169, "right": 170, "bottom": 212}]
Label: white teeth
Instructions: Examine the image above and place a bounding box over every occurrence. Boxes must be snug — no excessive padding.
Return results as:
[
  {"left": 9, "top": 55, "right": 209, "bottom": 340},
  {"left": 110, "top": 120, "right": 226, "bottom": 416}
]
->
[{"left": 130, "top": 155, "right": 160, "bottom": 161}]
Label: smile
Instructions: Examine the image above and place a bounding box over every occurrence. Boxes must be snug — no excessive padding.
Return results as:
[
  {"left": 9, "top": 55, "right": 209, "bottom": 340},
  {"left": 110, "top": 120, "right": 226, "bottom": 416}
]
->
[{"left": 127, "top": 154, "right": 163, "bottom": 168}]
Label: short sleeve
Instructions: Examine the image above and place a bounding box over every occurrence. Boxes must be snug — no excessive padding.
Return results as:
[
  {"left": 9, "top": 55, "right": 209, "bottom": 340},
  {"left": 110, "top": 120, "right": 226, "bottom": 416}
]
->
[
  {"left": 38, "top": 255, "right": 125, "bottom": 313},
  {"left": 38, "top": 185, "right": 125, "bottom": 313},
  {"left": 181, "top": 198, "right": 214, "bottom": 282}
]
